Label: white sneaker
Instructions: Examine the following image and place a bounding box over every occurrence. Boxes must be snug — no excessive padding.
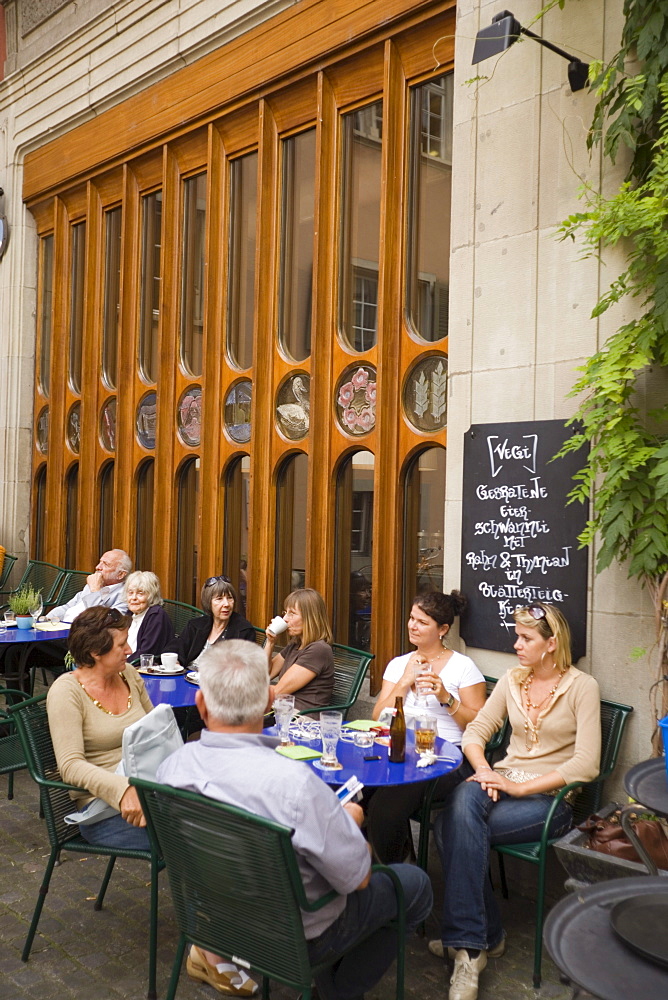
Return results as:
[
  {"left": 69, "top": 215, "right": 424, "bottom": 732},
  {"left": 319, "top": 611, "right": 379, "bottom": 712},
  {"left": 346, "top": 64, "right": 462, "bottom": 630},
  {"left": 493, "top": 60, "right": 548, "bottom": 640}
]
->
[
  {"left": 428, "top": 939, "right": 505, "bottom": 960},
  {"left": 448, "top": 949, "right": 488, "bottom": 1000}
]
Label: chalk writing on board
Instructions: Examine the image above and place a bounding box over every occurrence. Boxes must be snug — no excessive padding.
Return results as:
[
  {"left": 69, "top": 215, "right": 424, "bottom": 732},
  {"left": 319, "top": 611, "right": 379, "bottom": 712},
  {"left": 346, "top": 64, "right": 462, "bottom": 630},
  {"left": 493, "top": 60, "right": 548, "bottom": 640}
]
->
[{"left": 460, "top": 421, "right": 588, "bottom": 658}]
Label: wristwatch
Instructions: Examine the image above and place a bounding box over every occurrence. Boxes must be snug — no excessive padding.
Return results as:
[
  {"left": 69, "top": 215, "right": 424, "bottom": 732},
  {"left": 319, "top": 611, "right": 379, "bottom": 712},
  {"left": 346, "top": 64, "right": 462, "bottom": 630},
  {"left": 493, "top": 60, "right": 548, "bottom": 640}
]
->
[{"left": 442, "top": 692, "right": 455, "bottom": 709}]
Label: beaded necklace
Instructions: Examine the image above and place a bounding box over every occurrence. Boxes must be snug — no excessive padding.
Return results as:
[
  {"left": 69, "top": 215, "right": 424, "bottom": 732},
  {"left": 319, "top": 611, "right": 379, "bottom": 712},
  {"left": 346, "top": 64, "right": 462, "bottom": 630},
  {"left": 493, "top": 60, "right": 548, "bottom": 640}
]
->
[
  {"left": 76, "top": 672, "right": 132, "bottom": 716},
  {"left": 521, "top": 669, "right": 564, "bottom": 751}
]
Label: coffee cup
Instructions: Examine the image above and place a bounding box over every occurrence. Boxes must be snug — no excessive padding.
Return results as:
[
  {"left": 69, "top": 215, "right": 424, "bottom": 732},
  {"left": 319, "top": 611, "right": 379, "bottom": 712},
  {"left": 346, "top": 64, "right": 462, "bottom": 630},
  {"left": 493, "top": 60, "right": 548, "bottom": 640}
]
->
[
  {"left": 161, "top": 652, "right": 179, "bottom": 670},
  {"left": 267, "top": 615, "right": 288, "bottom": 637}
]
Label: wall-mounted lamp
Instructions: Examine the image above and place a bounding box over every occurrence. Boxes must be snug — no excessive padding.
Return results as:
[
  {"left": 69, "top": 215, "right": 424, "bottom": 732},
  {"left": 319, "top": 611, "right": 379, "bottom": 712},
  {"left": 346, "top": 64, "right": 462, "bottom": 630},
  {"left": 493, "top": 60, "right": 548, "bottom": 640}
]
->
[
  {"left": 472, "top": 10, "right": 590, "bottom": 92},
  {"left": 0, "top": 188, "right": 9, "bottom": 261}
]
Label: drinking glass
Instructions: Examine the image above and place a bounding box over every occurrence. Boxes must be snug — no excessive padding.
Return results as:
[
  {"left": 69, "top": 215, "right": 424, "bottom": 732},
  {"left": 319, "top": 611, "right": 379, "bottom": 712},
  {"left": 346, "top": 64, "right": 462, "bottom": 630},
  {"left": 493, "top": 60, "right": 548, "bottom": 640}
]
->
[
  {"left": 140, "top": 654, "right": 155, "bottom": 670},
  {"left": 319, "top": 710, "right": 343, "bottom": 767},
  {"left": 415, "top": 713, "right": 437, "bottom": 755},
  {"left": 274, "top": 695, "right": 296, "bottom": 747},
  {"left": 413, "top": 660, "right": 433, "bottom": 706},
  {"left": 4, "top": 610, "right": 15, "bottom": 625},
  {"left": 29, "top": 595, "right": 43, "bottom": 624}
]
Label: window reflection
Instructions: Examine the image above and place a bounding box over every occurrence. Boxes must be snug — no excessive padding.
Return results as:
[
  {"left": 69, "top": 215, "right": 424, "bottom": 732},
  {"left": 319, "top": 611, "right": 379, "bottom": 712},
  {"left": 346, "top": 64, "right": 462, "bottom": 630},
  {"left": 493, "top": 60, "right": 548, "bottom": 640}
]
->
[
  {"left": 274, "top": 453, "right": 308, "bottom": 612},
  {"left": 407, "top": 75, "right": 453, "bottom": 342},
  {"left": 175, "top": 458, "right": 199, "bottom": 604},
  {"left": 99, "top": 462, "right": 115, "bottom": 556},
  {"left": 227, "top": 154, "right": 257, "bottom": 370},
  {"left": 69, "top": 222, "right": 86, "bottom": 394},
  {"left": 279, "top": 129, "right": 315, "bottom": 362},
  {"left": 65, "top": 464, "right": 79, "bottom": 567},
  {"left": 334, "top": 450, "right": 374, "bottom": 650},
  {"left": 181, "top": 173, "right": 207, "bottom": 377},
  {"left": 339, "top": 101, "right": 383, "bottom": 351},
  {"left": 102, "top": 207, "right": 122, "bottom": 389},
  {"left": 39, "top": 235, "right": 54, "bottom": 397},
  {"left": 139, "top": 191, "right": 162, "bottom": 383},
  {"left": 403, "top": 447, "right": 445, "bottom": 625},
  {"left": 136, "top": 460, "right": 155, "bottom": 571},
  {"left": 222, "top": 455, "right": 250, "bottom": 615},
  {"left": 33, "top": 466, "right": 47, "bottom": 561}
]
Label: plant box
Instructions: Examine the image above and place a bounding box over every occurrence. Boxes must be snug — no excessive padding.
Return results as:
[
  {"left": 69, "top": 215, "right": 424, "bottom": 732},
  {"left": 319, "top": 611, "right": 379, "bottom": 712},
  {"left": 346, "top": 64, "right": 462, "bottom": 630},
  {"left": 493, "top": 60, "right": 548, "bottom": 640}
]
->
[{"left": 554, "top": 802, "right": 668, "bottom": 885}]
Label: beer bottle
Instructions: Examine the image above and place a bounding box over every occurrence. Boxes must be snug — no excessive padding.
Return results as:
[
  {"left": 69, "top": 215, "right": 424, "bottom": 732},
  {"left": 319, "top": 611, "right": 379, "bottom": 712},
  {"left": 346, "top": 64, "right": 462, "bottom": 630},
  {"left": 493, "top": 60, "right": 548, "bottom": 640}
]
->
[{"left": 389, "top": 696, "right": 406, "bottom": 763}]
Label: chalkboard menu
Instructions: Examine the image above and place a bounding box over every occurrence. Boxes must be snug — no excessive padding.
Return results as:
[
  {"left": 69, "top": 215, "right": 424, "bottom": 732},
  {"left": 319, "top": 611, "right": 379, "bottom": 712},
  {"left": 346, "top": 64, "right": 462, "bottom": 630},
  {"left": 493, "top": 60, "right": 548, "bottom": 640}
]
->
[{"left": 460, "top": 420, "right": 589, "bottom": 660}]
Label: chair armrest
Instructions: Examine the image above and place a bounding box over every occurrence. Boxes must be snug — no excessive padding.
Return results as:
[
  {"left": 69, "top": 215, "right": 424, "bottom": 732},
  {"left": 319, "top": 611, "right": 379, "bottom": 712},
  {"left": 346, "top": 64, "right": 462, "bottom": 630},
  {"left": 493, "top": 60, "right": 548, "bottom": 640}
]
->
[
  {"left": 32, "top": 774, "right": 87, "bottom": 795},
  {"left": 536, "top": 774, "right": 605, "bottom": 852},
  {"left": 299, "top": 702, "right": 351, "bottom": 717}
]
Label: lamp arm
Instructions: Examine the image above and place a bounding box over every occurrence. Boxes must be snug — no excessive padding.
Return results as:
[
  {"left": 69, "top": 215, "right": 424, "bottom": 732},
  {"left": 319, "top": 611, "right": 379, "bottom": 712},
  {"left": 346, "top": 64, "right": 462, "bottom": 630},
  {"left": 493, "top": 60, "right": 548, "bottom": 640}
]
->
[{"left": 520, "top": 25, "right": 585, "bottom": 66}]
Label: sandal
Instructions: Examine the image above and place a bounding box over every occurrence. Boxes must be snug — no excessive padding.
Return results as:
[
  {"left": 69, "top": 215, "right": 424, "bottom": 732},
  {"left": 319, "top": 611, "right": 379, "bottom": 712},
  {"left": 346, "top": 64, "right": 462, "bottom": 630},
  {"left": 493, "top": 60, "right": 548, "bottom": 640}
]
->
[{"left": 186, "top": 945, "right": 259, "bottom": 996}]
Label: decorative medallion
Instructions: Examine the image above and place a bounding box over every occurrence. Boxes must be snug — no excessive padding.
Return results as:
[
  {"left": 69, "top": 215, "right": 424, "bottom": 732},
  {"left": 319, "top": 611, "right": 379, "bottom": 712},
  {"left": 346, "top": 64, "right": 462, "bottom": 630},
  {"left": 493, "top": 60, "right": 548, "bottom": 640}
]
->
[
  {"left": 276, "top": 373, "right": 310, "bottom": 440},
  {"left": 177, "top": 386, "right": 202, "bottom": 447},
  {"left": 66, "top": 402, "right": 81, "bottom": 454},
  {"left": 136, "top": 392, "right": 157, "bottom": 450},
  {"left": 36, "top": 406, "right": 49, "bottom": 455},
  {"left": 224, "top": 380, "right": 252, "bottom": 444},
  {"left": 100, "top": 397, "right": 117, "bottom": 452},
  {"left": 403, "top": 355, "right": 448, "bottom": 433},
  {"left": 335, "top": 365, "right": 377, "bottom": 436}
]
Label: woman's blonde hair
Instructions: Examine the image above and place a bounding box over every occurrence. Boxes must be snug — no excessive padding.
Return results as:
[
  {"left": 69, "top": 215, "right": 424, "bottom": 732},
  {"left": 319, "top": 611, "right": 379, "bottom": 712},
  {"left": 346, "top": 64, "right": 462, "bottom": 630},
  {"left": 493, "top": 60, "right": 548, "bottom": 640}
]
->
[
  {"left": 284, "top": 588, "right": 333, "bottom": 648},
  {"left": 512, "top": 602, "right": 572, "bottom": 673}
]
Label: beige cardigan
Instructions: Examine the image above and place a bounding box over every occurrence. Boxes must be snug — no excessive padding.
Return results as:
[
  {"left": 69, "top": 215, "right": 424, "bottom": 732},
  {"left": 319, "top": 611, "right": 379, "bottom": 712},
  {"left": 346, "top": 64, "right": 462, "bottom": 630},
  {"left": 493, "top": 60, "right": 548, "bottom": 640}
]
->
[
  {"left": 462, "top": 666, "right": 601, "bottom": 786},
  {"left": 47, "top": 667, "right": 153, "bottom": 810}
]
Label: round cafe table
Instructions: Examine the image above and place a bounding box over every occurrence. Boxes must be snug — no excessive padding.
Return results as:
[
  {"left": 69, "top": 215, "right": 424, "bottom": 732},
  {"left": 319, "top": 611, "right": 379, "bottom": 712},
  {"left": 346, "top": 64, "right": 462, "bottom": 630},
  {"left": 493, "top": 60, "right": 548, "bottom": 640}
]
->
[
  {"left": 140, "top": 671, "right": 197, "bottom": 707},
  {"left": 0, "top": 624, "right": 72, "bottom": 691}
]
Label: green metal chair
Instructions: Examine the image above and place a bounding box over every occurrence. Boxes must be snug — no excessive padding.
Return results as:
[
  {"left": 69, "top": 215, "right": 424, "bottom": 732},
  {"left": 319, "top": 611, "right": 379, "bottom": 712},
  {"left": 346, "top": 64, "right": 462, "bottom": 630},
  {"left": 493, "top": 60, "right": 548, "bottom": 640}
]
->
[
  {"left": 0, "top": 553, "right": 18, "bottom": 593},
  {"left": 162, "top": 598, "right": 203, "bottom": 636},
  {"left": 7, "top": 693, "right": 163, "bottom": 999},
  {"left": 133, "top": 777, "right": 406, "bottom": 1000},
  {"left": 0, "top": 687, "right": 30, "bottom": 799},
  {"left": 493, "top": 698, "right": 634, "bottom": 988},
  {"left": 298, "top": 642, "right": 374, "bottom": 719},
  {"left": 46, "top": 569, "right": 89, "bottom": 610},
  {"left": 0, "top": 559, "right": 66, "bottom": 609}
]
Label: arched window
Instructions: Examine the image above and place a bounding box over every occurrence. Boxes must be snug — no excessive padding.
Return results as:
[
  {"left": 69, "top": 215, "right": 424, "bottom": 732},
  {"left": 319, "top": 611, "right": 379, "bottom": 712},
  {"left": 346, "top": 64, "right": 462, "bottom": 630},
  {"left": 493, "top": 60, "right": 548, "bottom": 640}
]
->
[
  {"left": 102, "top": 207, "right": 122, "bottom": 388},
  {"left": 98, "top": 462, "right": 115, "bottom": 556},
  {"left": 38, "top": 235, "right": 54, "bottom": 397},
  {"left": 222, "top": 455, "right": 250, "bottom": 615},
  {"left": 278, "top": 128, "right": 315, "bottom": 362},
  {"left": 403, "top": 447, "right": 446, "bottom": 626},
  {"left": 135, "top": 460, "right": 155, "bottom": 571},
  {"left": 334, "top": 450, "right": 374, "bottom": 649},
  {"left": 33, "top": 465, "right": 47, "bottom": 560},
  {"left": 274, "top": 453, "right": 308, "bottom": 612},
  {"left": 139, "top": 191, "right": 162, "bottom": 383},
  {"left": 69, "top": 223, "right": 86, "bottom": 394},
  {"left": 180, "top": 172, "right": 207, "bottom": 376},
  {"left": 175, "top": 458, "right": 200, "bottom": 604},
  {"left": 65, "top": 464, "right": 79, "bottom": 567},
  {"left": 227, "top": 153, "right": 257, "bottom": 370}
]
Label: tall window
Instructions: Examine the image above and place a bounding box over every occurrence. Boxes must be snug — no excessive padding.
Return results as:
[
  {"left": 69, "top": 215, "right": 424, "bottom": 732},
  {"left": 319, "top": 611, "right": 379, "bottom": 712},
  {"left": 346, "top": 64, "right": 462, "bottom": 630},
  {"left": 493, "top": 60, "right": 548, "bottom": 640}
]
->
[
  {"left": 136, "top": 460, "right": 155, "bottom": 571},
  {"left": 69, "top": 223, "right": 86, "bottom": 394},
  {"left": 274, "top": 453, "right": 308, "bottom": 611},
  {"left": 175, "top": 458, "right": 199, "bottom": 604},
  {"left": 102, "top": 207, "right": 122, "bottom": 388},
  {"left": 334, "top": 451, "right": 374, "bottom": 650},
  {"left": 403, "top": 447, "right": 445, "bottom": 627},
  {"left": 278, "top": 129, "right": 315, "bottom": 362},
  {"left": 98, "top": 462, "right": 115, "bottom": 556},
  {"left": 180, "top": 173, "right": 207, "bottom": 377},
  {"left": 227, "top": 153, "right": 257, "bottom": 370},
  {"left": 222, "top": 455, "right": 250, "bottom": 614},
  {"left": 33, "top": 466, "right": 47, "bottom": 560},
  {"left": 407, "top": 74, "right": 453, "bottom": 342},
  {"left": 65, "top": 464, "right": 79, "bottom": 567},
  {"left": 39, "top": 235, "right": 54, "bottom": 397},
  {"left": 139, "top": 191, "right": 162, "bottom": 383},
  {"left": 339, "top": 101, "right": 383, "bottom": 351}
]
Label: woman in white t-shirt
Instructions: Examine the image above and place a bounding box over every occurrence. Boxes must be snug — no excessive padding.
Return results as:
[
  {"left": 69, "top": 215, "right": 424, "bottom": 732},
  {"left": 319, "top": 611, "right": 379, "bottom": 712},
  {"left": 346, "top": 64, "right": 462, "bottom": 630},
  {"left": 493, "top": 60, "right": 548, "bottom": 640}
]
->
[{"left": 367, "top": 591, "right": 486, "bottom": 863}]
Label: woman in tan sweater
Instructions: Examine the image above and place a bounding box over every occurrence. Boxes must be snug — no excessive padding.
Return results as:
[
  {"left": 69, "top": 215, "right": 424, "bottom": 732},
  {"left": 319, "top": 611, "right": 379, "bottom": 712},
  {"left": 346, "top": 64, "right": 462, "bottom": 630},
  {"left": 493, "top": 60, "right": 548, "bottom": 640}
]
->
[
  {"left": 431, "top": 603, "right": 601, "bottom": 1000},
  {"left": 47, "top": 605, "right": 153, "bottom": 849}
]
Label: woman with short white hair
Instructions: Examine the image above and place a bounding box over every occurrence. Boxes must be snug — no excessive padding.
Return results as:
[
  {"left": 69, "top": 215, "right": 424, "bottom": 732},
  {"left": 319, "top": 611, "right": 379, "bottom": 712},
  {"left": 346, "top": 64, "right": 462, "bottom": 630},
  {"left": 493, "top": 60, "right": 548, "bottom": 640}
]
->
[{"left": 122, "top": 570, "right": 174, "bottom": 663}]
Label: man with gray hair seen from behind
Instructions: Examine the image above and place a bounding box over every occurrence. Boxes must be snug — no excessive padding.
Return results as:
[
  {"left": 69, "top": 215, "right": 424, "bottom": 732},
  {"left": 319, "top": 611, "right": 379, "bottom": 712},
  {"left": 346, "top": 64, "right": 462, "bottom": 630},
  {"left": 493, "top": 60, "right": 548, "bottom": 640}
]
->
[
  {"left": 47, "top": 549, "right": 132, "bottom": 623},
  {"left": 156, "top": 639, "right": 432, "bottom": 1000}
]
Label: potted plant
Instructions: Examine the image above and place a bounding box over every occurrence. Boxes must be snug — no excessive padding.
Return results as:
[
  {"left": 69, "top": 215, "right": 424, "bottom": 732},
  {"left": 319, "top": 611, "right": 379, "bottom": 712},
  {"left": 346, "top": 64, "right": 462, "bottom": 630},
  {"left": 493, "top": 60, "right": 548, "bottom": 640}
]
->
[{"left": 8, "top": 585, "right": 42, "bottom": 630}]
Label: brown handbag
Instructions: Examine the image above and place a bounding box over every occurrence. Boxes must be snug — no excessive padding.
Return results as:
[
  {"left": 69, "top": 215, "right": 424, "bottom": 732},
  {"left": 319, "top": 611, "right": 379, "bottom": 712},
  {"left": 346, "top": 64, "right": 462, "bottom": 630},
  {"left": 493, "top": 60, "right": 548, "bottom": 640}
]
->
[{"left": 578, "top": 810, "right": 668, "bottom": 869}]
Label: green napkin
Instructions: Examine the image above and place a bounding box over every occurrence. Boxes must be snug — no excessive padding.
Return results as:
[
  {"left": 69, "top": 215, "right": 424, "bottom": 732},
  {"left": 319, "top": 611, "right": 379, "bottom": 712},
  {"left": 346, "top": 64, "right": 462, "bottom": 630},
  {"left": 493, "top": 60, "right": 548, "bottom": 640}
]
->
[
  {"left": 276, "top": 745, "right": 322, "bottom": 760},
  {"left": 343, "top": 720, "right": 377, "bottom": 731}
]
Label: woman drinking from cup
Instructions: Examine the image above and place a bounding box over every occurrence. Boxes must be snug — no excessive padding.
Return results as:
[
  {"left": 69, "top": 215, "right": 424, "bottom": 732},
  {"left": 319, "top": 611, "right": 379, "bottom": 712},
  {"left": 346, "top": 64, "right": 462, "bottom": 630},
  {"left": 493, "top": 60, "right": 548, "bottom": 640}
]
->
[
  {"left": 164, "top": 576, "right": 255, "bottom": 667},
  {"left": 265, "top": 589, "right": 334, "bottom": 712},
  {"left": 431, "top": 603, "right": 600, "bottom": 1000},
  {"left": 366, "top": 590, "right": 486, "bottom": 863}
]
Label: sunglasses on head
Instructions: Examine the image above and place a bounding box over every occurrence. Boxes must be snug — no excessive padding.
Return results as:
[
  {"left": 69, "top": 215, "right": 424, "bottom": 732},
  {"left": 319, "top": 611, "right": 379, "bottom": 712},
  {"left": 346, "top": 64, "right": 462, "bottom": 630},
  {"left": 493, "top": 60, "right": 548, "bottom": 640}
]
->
[
  {"left": 102, "top": 608, "right": 126, "bottom": 627},
  {"left": 522, "top": 604, "right": 547, "bottom": 621},
  {"left": 205, "top": 575, "right": 232, "bottom": 588}
]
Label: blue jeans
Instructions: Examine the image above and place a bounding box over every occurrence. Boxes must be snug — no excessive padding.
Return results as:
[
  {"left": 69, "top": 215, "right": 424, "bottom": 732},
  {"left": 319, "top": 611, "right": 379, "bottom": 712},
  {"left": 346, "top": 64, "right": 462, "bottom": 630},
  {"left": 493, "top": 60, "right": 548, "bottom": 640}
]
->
[
  {"left": 434, "top": 778, "right": 572, "bottom": 951},
  {"left": 307, "top": 864, "right": 432, "bottom": 1000},
  {"left": 79, "top": 813, "right": 151, "bottom": 851}
]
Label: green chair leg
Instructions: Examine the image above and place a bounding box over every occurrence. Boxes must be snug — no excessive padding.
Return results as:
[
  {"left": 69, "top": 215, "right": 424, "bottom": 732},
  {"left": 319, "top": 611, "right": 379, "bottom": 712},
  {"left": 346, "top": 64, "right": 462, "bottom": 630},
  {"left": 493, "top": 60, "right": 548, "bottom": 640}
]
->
[
  {"left": 94, "top": 856, "right": 117, "bottom": 911},
  {"left": 497, "top": 852, "right": 509, "bottom": 898},
  {"left": 22, "top": 848, "right": 58, "bottom": 961},
  {"left": 533, "top": 854, "right": 548, "bottom": 988},
  {"left": 262, "top": 976, "right": 270, "bottom": 1000},
  {"left": 147, "top": 852, "right": 160, "bottom": 1000},
  {"left": 166, "top": 934, "right": 188, "bottom": 1000},
  {"left": 7, "top": 770, "right": 14, "bottom": 799}
]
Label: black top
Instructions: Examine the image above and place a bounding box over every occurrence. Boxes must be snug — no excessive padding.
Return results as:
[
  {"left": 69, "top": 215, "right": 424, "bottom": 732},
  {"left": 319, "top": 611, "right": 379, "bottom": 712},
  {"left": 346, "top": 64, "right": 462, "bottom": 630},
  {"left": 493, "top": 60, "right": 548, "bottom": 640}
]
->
[
  {"left": 128, "top": 604, "right": 176, "bottom": 664},
  {"left": 164, "top": 610, "right": 256, "bottom": 666}
]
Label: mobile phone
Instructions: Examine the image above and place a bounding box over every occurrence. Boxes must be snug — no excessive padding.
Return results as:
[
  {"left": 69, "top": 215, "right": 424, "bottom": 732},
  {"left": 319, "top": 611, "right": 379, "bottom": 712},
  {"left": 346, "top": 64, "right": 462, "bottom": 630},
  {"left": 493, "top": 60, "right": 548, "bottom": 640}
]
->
[{"left": 364, "top": 755, "right": 382, "bottom": 761}]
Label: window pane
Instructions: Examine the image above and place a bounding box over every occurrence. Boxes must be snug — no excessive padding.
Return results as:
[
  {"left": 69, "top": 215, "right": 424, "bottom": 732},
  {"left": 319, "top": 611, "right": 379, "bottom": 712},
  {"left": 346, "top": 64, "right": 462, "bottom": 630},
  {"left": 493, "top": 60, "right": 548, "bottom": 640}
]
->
[
  {"left": 407, "top": 75, "right": 453, "bottom": 342},
  {"left": 69, "top": 222, "right": 86, "bottom": 394},
  {"left": 339, "top": 101, "right": 383, "bottom": 351},
  {"left": 227, "top": 153, "right": 257, "bottom": 370},
  {"left": 222, "top": 456, "right": 250, "bottom": 616},
  {"left": 136, "top": 460, "right": 155, "bottom": 571},
  {"left": 274, "top": 453, "right": 308, "bottom": 612},
  {"left": 403, "top": 447, "right": 446, "bottom": 625},
  {"left": 334, "top": 450, "right": 374, "bottom": 649},
  {"left": 102, "top": 207, "right": 122, "bottom": 388},
  {"left": 175, "top": 458, "right": 199, "bottom": 604},
  {"left": 39, "top": 235, "right": 54, "bottom": 397},
  {"left": 180, "top": 173, "right": 207, "bottom": 377},
  {"left": 99, "top": 462, "right": 115, "bottom": 555},
  {"left": 33, "top": 466, "right": 47, "bottom": 560},
  {"left": 65, "top": 464, "right": 79, "bottom": 567},
  {"left": 139, "top": 191, "right": 162, "bottom": 383},
  {"left": 278, "top": 129, "right": 315, "bottom": 361}
]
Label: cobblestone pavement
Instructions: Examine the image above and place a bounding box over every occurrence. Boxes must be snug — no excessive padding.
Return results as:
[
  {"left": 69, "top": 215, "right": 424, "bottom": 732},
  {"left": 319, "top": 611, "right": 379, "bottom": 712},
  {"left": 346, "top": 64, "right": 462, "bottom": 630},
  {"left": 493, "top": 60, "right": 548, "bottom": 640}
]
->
[{"left": 1, "top": 765, "right": 573, "bottom": 1000}]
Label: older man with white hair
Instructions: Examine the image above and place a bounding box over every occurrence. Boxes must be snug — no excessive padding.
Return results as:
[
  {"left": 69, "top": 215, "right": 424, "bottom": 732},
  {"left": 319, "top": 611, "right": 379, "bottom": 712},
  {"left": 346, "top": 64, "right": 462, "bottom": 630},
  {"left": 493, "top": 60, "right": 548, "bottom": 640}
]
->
[
  {"left": 157, "top": 639, "right": 432, "bottom": 1000},
  {"left": 47, "top": 549, "right": 132, "bottom": 623}
]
